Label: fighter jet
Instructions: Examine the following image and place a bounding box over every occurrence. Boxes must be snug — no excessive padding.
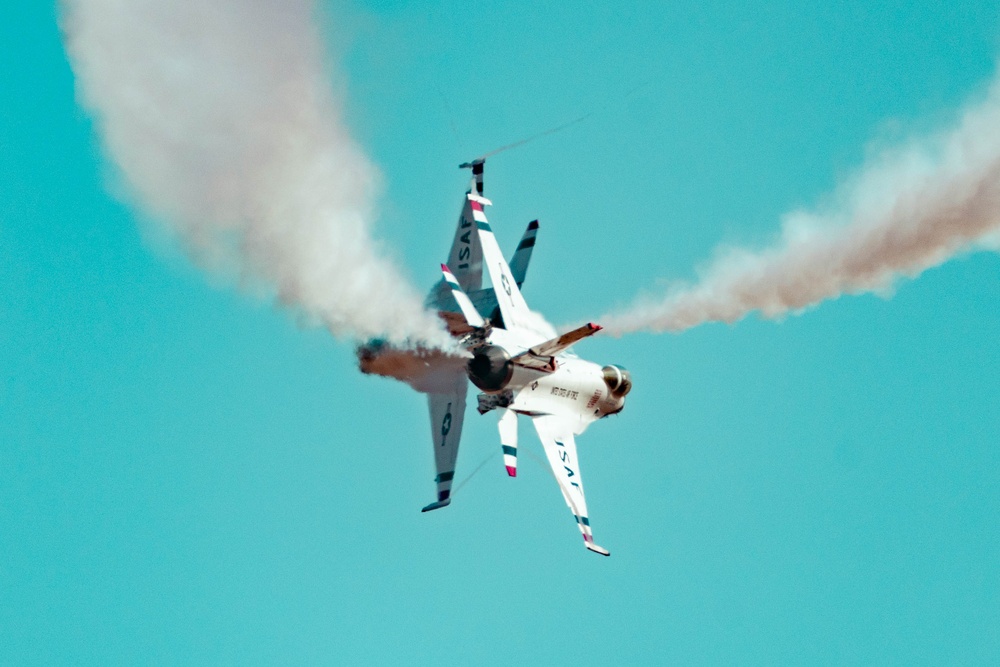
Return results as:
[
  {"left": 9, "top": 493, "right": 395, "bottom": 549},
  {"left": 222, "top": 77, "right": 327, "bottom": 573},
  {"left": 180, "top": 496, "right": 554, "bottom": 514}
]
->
[{"left": 359, "top": 160, "right": 632, "bottom": 556}]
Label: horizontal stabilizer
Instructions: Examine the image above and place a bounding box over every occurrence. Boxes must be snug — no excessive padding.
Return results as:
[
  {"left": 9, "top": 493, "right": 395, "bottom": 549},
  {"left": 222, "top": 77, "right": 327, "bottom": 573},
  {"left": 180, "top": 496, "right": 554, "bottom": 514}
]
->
[
  {"left": 511, "top": 323, "right": 602, "bottom": 372},
  {"left": 531, "top": 322, "right": 602, "bottom": 357},
  {"left": 498, "top": 408, "right": 518, "bottom": 477},
  {"left": 441, "top": 264, "right": 486, "bottom": 327}
]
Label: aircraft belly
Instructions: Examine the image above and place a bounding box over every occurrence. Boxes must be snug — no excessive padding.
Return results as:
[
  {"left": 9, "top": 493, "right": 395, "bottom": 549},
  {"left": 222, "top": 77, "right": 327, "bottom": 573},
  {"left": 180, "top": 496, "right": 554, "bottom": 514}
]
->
[{"left": 511, "top": 368, "right": 600, "bottom": 433}]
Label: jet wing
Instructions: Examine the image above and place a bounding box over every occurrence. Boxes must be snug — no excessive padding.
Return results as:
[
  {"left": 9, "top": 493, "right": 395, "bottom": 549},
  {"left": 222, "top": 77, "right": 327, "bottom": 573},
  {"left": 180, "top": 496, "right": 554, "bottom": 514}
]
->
[
  {"left": 446, "top": 195, "right": 485, "bottom": 292},
  {"left": 471, "top": 197, "right": 534, "bottom": 332},
  {"left": 531, "top": 415, "right": 610, "bottom": 556},
  {"left": 422, "top": 373, "right": 468, "bottom": 512},
  {"left": 511, "top": 323, "right": 602, "bottom": 372}
]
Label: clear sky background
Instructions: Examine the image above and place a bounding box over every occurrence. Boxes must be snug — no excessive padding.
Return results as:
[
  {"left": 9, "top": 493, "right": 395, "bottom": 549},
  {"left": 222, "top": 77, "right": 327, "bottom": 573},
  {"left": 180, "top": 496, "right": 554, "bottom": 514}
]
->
[{"left": 4, "top": 1, "right": 1000, "bottom": 664}]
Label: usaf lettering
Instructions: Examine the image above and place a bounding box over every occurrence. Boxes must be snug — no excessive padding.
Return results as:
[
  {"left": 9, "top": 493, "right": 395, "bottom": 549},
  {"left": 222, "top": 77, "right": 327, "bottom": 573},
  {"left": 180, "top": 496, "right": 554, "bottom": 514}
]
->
[
  {"left": 555, "top": 440, "right": 581, "bottom": 489},
  {"left": 457, "top": 215, "right": 472, "bottom": 269}
]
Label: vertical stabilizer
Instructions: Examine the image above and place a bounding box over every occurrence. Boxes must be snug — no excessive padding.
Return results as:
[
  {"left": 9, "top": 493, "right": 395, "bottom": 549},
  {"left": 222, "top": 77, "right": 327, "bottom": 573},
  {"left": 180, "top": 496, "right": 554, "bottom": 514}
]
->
[{"left": 509, "top": 220, "right": 538, "bottom": 288}]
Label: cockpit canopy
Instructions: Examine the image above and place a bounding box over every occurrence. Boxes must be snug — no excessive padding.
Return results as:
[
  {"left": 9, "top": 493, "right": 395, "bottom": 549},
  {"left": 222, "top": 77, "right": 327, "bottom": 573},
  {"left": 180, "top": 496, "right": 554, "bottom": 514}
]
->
[{"left": 601, "top": 364, "right": 632, "bottom": 397}]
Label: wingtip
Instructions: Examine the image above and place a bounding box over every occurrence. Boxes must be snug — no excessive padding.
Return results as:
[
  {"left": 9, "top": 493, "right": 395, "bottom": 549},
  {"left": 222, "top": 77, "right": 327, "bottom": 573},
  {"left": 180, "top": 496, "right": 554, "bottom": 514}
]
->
[
  {"left": 582, "top": 533, "right": 610, "bottom": 555},
  {"left": 585, "top": 543, "right": 611, "bottom": 556},
  {"left": 421, "top": 499, "right": 452, "bottom": 513},
  {"left": 505, "top": 465, "right": 517, "bottom": 477}
]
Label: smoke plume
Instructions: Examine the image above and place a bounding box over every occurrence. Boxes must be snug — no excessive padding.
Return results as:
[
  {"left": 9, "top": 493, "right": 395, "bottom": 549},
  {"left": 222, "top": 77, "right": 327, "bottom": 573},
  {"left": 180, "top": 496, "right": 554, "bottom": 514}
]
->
[
  {"left": 602, "top": 73, "right": 1000, "bottom": 335},
  {"left": 60, "top": 0, "right": 448, "bottom": 346}
]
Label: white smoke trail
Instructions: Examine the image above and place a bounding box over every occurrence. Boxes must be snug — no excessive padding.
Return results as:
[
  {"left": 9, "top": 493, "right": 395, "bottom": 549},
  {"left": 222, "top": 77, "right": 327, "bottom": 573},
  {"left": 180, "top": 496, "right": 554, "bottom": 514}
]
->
[
  {"left": 60, "top": 0, "right": 448, "bottom": 347},
  {"left": 602, "top": 71, "right": 1000, "bottom": 335}
]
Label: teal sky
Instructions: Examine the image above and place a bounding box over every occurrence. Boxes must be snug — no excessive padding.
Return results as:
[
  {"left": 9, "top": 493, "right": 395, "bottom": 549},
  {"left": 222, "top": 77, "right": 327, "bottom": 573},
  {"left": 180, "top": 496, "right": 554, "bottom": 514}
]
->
[{"left": 4, "top": 1, "right": 1000, "bottom": 664}]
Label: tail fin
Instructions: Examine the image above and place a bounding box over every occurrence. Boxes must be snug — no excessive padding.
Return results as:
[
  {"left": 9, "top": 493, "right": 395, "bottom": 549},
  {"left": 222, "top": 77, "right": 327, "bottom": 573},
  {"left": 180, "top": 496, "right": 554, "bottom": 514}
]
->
[{"left": 509, "top": 220, "right": 538, "bottom": 288}]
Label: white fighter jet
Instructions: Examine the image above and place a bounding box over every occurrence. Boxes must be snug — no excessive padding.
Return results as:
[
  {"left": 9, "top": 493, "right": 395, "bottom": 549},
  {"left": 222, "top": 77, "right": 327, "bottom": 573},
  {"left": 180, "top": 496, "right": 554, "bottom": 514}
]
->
[{"left": 359, "top": 159, "right": 632, "bottom": 556}]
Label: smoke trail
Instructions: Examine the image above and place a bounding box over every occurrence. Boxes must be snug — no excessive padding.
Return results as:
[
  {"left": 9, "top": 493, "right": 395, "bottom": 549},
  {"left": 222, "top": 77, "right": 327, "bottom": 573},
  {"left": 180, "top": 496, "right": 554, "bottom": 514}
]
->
[
  {"left": 602, "top": 72, "right": 1000, "bottom": 335},
  {"left": 60, "top": 0, "right": 448, "bottom": 346}
]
